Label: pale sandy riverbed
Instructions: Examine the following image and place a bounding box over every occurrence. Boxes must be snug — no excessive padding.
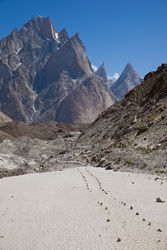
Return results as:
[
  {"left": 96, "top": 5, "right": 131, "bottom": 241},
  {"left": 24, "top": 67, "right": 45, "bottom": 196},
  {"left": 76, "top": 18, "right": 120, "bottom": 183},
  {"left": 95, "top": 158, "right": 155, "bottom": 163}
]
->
[{"left": 0, "top": 167, "right": 167, "bottom": 250}]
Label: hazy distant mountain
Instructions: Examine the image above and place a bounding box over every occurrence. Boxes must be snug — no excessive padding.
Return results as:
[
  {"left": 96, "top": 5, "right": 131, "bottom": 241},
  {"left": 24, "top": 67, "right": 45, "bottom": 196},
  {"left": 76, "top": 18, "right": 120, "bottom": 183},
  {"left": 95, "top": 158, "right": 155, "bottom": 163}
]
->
[
  {"left": 110, "top": 63, "right": 142, "bottom": 100},
  {"left": 95, "top": 62, "right": 116, "bottom": 90},
  {"left": 95, "top": 63, "right": 108, "bottom": 83},
  {"left": 0, "top": 16, "right": 116, "bottom": 124}
]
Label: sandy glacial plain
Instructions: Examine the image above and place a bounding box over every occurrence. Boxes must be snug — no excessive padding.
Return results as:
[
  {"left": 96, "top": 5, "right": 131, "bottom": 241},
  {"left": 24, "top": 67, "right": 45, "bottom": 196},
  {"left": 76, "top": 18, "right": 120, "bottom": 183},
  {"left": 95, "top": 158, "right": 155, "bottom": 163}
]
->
[{"left": 0, "top": 167, "right": 167, "bottom": 250}]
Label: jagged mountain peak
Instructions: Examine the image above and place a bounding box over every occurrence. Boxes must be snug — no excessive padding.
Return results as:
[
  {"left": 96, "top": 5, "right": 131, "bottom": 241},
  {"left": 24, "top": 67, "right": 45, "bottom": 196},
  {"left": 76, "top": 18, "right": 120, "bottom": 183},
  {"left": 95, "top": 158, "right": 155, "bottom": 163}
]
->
[
  {"left": 124, "top": 62, "right": 133, "bottom": 69},
  {"left": 58, "top": 28, "right": 69, "bottom": 42},
  {"left": 96, "top": 62, "right": 105, "bottom": 69},
  {"left": 24, "top": 15, "right": 51, "bottom": 25},
  {"left": 0, "top": 16, "right": 116, "bottom": 124},
  {"left": 40, "top": 16, "right": 56, "bottom": 39},
  {"left": 110, "top": 63, "right": 141, "bottom": 100},
  {"left": 95, "top": 62, "right": 108, "bottom": 83},
  {"left": 40, "top": 31, "right": 93, "bottom": 92},
  {"left": 119, "top": 63, "right": 137, "bottom": 79},
  {"left": 20, "top": 15, "right": 56, "bottom": 40},
  {"left": 70, "top": 32, "right": 85, "bottom": 49}
]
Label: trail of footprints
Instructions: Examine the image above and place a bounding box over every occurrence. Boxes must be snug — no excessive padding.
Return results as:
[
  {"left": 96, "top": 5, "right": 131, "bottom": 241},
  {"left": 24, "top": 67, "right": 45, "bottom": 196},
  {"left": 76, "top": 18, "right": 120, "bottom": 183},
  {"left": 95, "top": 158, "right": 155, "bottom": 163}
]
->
[{"left": 78, "top": 168, "right": 163, "bottom": 244}]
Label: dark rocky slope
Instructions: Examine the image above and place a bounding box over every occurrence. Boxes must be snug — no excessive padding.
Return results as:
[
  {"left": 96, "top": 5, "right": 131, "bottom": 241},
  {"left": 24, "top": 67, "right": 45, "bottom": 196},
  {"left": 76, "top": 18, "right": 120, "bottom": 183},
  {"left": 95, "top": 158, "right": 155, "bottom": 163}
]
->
[{"left": 77, "top": 63, "right": 167, "bottom": 173}]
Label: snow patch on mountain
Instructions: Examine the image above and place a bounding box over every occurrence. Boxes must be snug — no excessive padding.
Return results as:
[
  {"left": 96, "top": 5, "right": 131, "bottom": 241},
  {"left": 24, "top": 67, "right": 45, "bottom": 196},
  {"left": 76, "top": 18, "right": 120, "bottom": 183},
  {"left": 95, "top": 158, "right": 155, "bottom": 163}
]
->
[
  {"left": 91, "top": 64, "right": 98, "bottom": 72},
  {"left": 108, "top": 73, "right": 120, "bottom": 82}
]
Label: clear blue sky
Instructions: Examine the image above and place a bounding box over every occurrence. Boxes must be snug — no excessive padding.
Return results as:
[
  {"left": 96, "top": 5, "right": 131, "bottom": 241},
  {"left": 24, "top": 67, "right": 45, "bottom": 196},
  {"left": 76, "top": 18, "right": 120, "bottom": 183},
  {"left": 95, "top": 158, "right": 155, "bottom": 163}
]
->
[{"left": 0, "top": 0, "right": 167, "bottom": 78}]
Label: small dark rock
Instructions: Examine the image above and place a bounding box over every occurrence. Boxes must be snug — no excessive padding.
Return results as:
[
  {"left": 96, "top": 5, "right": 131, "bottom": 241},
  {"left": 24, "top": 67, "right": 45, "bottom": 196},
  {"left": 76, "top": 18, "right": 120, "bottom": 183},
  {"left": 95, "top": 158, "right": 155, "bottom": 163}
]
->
[
  {"left": 156, "top": 197, "right": 165, "bottom": 203},
  {"left": 90, "top": 156, "right": 96, "bottom": 162},
  {"left": 105, "top": 165, "right": 113, "bottom": 170},
  {"left": 117, "top": 238, "right": 121, "bottom": 242},
  {"left": 136, "top": 123, "right": 148, "bottom": 136}
]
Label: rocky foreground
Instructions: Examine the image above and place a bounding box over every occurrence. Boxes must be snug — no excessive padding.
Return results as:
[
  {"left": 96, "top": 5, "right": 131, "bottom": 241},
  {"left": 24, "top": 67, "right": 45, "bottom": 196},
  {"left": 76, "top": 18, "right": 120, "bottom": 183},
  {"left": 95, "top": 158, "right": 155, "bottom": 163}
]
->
[
  {"left": 0, "top": 167, "right": 166, "bottom": 250},
  {"left": 0, "top": 121, "right": 88, "bottom": 178}
]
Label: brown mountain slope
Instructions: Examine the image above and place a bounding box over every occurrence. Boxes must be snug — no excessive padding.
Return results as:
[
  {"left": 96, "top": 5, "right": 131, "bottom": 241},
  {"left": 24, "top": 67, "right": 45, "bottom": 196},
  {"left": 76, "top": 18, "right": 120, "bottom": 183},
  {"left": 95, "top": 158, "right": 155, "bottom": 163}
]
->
[
  {"left": 78, "top": 63, "right": 167, "bottom": 173},
  {"left": 0, "top": 112, "right": 13, "bottom": 141},
  {"left": 0, "top": 111, "right": 12, "bottom": 123}
]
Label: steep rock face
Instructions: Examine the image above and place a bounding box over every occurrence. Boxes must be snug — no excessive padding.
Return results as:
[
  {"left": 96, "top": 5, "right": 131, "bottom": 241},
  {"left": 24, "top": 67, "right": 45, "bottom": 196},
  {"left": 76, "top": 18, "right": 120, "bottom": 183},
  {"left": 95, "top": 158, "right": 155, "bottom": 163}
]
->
[
  {"left": 55, "top": 74, "right": 117, "bottom": 124},
  {"left": 0, "top": 16, "right": 116, "bottom": 124},
  {"left": 0, "top": 16, "right": 69, "bottom": 122},
  {"left": 39, "top": 33, "right": 93, "bottom": 91},
  {"left": 40, "top": 16, "right": 55, "bottom": 39},
  {"left": 110, "top": 63, "right": 142, "bottom": 100},
  {"left": 35, "top": 71, "right": 76, "bottom": 122},
  {"left": 95, "top": 63, "right": 108, "bottom": 83}
]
